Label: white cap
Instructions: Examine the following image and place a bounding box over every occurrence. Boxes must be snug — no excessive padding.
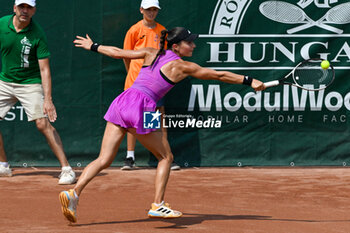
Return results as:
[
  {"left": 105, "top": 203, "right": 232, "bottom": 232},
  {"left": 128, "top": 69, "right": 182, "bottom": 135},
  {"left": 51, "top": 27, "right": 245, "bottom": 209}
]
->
[
  {"left": 140, "top": 0, "right": 160, "bottom": 9},
  {"left": 15, "top": 0, "right": 36, "bottom": 7}
]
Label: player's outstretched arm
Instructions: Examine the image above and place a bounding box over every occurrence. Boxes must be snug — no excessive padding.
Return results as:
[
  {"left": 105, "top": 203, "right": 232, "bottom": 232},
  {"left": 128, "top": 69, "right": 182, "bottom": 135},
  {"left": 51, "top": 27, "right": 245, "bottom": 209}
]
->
[
  {"left": 73, "top": 34, "right": 150, "bottom": 60},
  {"left": 183, "top": 61, "right": 266, "bottom": 91}
]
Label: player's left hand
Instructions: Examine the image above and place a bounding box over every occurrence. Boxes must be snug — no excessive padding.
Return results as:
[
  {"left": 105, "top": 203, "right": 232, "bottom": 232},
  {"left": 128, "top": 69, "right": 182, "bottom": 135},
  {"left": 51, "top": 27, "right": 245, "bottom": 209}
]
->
[
  {"left": 73, "top": 34, "right": 93, "bottom": 50},
  {"left": 43, "top": 99, "right": 57, "bottom": 122}
]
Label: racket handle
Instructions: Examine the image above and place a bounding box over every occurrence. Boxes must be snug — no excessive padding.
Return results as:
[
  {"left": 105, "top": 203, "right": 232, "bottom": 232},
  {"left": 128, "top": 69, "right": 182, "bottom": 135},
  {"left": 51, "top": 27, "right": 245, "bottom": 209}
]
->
[{"left": 264, "top": 80, "right": 280, "bottom": 88}]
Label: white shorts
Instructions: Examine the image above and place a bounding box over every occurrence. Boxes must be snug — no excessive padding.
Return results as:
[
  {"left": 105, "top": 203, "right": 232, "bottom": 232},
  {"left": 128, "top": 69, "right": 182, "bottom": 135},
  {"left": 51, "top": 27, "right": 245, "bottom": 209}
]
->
[{"left": 0, "top": 80, "right": 46, "bottom": 121}]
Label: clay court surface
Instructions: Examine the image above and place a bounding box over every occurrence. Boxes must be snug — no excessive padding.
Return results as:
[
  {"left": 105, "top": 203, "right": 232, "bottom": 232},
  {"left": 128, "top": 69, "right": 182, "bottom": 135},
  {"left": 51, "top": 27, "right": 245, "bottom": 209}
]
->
[{"left": 1, "top": 167, "right": 349, "bottom": 233}]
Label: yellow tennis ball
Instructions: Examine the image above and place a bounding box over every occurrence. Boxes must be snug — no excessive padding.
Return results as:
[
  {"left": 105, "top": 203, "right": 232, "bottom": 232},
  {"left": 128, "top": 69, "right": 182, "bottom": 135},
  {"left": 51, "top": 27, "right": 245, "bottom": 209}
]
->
[{"left": 321, "top": 60, "right": 330, "bottom": 69}]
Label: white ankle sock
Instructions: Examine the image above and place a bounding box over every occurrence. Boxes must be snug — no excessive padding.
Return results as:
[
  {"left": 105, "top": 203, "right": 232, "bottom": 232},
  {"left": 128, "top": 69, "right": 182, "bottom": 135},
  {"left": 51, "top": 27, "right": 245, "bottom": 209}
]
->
[
  {"left": 0, "top": 162, "right": 9, "bottom": 167},
  {"left": 73, "top": 190, "right": 79, "bottom": 199},
  {"left": 154, "top": 201, "right": 164, "bottom": 207},
  {"left": 126, "top": 151, "right": 135, "bottom": 160},
  {"left": 62, "top": 166, "right": 72, "bottom": 171}
]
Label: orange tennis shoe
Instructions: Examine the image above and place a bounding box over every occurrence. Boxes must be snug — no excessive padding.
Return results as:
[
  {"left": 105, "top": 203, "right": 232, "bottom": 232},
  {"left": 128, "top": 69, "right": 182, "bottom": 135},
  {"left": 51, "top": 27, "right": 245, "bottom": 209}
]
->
[{"left": 59, "top": 189, "right": 79, "bottom": 223}]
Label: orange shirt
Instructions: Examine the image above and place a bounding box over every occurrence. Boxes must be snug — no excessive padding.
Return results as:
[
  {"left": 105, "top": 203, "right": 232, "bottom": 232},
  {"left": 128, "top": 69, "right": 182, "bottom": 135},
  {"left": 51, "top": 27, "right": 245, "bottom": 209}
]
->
[{"left": 123, "top": 20, "right": 166, "bottom": 90}]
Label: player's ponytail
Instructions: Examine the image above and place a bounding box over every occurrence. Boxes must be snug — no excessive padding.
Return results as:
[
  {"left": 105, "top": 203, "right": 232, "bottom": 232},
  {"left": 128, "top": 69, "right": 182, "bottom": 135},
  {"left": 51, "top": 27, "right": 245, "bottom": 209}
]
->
[{"left": 157, "top": 30, "right": 168, "bottom": 56}]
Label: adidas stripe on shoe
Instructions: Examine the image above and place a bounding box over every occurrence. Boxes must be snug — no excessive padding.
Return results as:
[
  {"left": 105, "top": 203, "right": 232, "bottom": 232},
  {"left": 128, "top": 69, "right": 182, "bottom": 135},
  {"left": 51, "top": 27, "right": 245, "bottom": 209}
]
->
[{"left": 148, "top": 203, "right": 182, "bottom": 218}]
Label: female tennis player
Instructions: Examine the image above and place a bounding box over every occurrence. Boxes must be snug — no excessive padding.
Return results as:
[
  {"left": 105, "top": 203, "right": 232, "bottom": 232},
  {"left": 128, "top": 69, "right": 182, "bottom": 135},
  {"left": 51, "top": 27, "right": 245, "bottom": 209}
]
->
[{"left": 59, "top": 27, "right": 266, "bottom": 223}]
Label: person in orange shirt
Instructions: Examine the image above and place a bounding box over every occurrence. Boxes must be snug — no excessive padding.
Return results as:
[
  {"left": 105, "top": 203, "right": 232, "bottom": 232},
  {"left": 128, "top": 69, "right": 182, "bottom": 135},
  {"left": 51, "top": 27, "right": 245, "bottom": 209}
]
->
[{"left": 121, "top": 0, "right": 180, "bottom": 170}]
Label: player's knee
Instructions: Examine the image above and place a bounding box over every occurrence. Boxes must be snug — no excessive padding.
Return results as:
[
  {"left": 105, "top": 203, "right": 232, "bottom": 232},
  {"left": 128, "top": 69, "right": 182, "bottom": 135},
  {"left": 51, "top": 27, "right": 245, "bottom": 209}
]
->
[
  {"left": 99, "top": 158, "right": 113, "bottom": 169},
  {"left": 35, "top": 118, "right": 51, "bottom": 132},
  {"left": 168, "top": 153, "right": 174, "bottom": 162},
  {"left": 159, "top": 152, "right": 173, "bottom": 163}
]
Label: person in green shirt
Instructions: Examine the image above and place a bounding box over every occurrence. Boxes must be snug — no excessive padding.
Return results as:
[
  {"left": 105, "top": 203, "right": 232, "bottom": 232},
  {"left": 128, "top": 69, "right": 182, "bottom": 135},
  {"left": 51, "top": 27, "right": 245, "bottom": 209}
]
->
[{"left": 0, "top": 0, "right": 76, "bottom": 185}]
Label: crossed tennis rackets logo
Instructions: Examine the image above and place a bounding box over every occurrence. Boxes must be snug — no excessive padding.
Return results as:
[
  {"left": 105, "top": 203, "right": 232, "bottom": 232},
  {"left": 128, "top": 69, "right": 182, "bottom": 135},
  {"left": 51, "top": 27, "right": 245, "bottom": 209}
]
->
[{"left": 259, "top": 0, "right": 350, "bottom": 34}]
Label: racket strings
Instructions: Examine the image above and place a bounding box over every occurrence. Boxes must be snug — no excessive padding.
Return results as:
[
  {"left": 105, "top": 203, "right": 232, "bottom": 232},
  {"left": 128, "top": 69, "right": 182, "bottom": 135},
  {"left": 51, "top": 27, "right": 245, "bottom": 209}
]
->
[
  {"left": 293, "top": 62, "right": 333, "bottom": 89},
  {"left": 327, "top": 4, "right": 350, "bottom": 23},
  {"left": 260, "top": 2, "right": 304, "bottom": 23}
]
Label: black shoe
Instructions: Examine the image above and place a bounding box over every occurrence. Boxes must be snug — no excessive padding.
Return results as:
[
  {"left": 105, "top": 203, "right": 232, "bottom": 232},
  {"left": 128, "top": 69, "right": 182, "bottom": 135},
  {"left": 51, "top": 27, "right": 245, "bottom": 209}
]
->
[
  {"left": 121, "top": 158, "right": 135, "bottom": 170},
  {"left": 171, "top": 163, "right": 180, "bottom": 170}
]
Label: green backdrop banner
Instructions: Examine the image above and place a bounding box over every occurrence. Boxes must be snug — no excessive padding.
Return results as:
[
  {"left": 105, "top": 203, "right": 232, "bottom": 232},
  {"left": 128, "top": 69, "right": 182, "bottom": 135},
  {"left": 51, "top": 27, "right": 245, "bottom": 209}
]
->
[{"left": 1, "top": 0, "right": 350, "bottom": 167}]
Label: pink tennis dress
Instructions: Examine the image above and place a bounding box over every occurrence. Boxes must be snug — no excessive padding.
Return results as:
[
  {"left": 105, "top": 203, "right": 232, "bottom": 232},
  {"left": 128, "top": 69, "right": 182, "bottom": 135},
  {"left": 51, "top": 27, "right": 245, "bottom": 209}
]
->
[{"left": 104, "top": 50, "right": 180, "bottom": 134}]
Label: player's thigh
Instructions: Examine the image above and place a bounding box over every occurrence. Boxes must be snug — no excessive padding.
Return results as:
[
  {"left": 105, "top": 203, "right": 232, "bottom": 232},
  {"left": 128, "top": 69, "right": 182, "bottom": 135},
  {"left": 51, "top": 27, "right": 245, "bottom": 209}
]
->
[
  {"left": 14, "top": 83, "right": 45, "bottom": 121},
  {"left": 98, "top": 122, "right": 127, "bottom": 163},
  {"left": 131, "top": 129, "right": 172, "bottom": 160},
  {"left": 156, "top": 105, "right": 168, "bottom": 135},
  {"left": 0, "top": 80, "right": 18, "bottom": 119}
]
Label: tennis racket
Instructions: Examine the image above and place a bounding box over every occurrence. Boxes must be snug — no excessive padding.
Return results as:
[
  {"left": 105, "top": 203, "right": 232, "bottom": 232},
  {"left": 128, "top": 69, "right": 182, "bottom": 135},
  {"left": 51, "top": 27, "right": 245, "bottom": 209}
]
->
[{"left": 264, "top": 58, "right": 335, "bottom": 91}]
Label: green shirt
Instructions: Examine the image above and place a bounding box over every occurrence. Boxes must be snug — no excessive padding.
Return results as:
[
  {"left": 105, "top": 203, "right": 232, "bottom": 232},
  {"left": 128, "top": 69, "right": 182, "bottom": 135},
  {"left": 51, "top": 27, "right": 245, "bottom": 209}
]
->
[{"left": 0, "top": 15, "right": 50, "bottom": 84}]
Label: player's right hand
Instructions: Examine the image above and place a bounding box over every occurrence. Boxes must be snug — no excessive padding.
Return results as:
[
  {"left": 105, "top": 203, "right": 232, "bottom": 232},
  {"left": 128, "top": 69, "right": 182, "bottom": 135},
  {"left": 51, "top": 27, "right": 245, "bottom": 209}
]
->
[{"left": 251, "top": 79, "right": 266, "bottom": 91}]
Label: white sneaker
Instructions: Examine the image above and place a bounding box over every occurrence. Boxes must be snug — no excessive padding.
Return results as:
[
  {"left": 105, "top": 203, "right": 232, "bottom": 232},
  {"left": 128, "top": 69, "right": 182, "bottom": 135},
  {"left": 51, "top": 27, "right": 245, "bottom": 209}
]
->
[
  {"left": 148, "top": 202, "right": 182, "bottom": 218},
  {"left": 0, "top": 164, "right": 12, "bottom": 177},
  {"left": 171, "top": 163, "right": 181, "bottom": 171},
  {"left": 58, "top": 167, "right": 76, "bottom": 185}
]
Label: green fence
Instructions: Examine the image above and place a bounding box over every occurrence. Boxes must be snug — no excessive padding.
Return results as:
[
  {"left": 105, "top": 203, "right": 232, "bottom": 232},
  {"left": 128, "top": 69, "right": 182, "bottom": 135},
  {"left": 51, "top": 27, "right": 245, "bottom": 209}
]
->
[{"left": 1, "top": 0, "right": 350, "bottom": 167}]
